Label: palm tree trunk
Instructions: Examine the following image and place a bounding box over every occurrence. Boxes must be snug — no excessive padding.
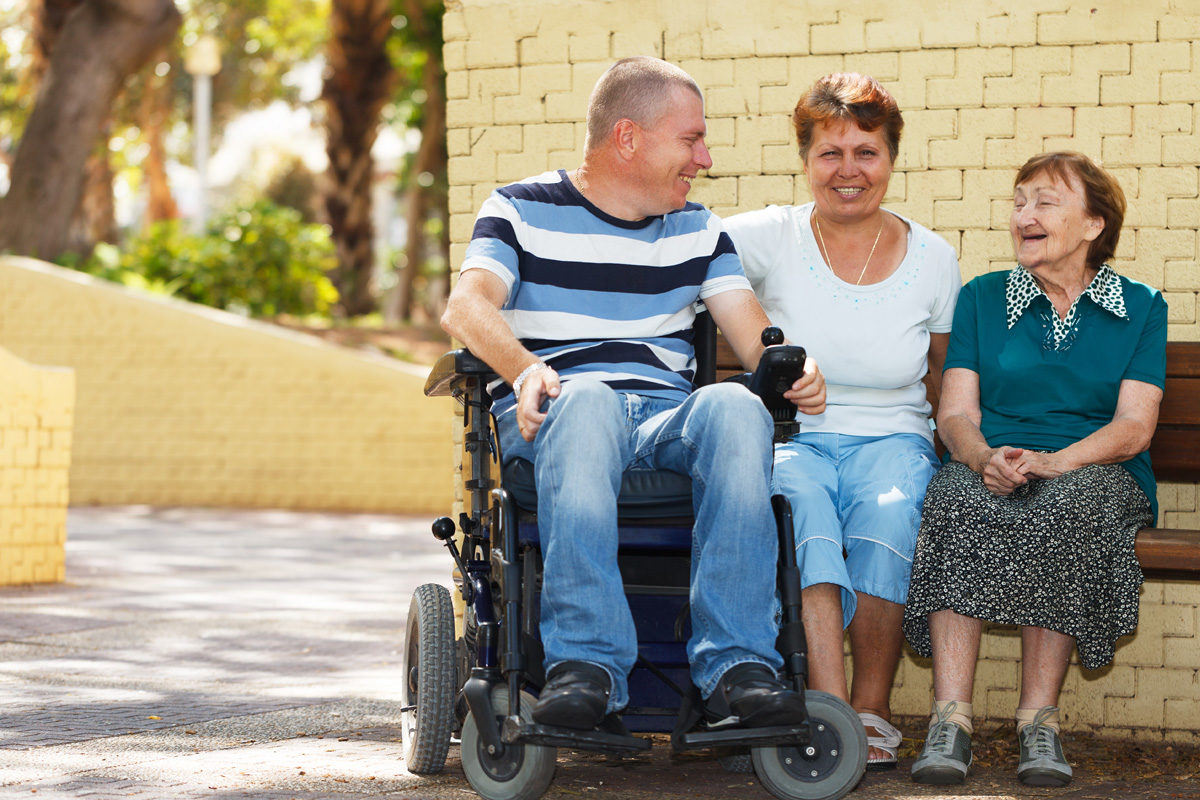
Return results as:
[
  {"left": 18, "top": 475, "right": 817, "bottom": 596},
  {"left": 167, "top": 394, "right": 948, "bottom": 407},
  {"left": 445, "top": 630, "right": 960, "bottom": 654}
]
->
[
  {"left": 421, "top": 57, "right": 449, "bottom": 322},
  {"left": 322, "top": 0, "right": 394, "bottom": 317},
  {"left": 139, "top": 50, "right": 179, "bottom": 224},
  {"left": 388, "top": 0, "right": 447, "bottom": 323}
]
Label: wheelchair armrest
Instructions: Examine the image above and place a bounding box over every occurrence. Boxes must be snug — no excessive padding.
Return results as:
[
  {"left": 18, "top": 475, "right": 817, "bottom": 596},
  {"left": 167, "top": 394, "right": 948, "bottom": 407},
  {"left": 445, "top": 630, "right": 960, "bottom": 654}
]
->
[{"left": 424, "top": 349, "right": 499, "bottom": 397}]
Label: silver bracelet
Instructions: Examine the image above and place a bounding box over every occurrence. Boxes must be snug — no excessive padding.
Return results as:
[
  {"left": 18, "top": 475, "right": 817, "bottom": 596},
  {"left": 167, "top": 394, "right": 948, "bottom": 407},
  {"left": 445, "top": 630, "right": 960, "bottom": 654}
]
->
[{"left": 512, "top": 361, "right": 548, "bottom": 397}]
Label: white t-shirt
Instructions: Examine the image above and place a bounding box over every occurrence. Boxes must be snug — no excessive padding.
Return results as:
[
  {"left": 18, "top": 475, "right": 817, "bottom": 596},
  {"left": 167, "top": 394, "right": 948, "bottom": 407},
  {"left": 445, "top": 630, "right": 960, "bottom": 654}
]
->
[{"left": 724, "top": 203, "right": 962, "bottom": 441}]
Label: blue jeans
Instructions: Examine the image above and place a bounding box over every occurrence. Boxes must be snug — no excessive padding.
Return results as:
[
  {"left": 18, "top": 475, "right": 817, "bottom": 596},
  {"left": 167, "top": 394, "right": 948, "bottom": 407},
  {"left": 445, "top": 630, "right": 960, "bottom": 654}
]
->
[
  {"left": 498, "top": 378, "right": 782, "bottom": 712},
  {"left": 772, "top": 432, "right": 939, "bottom": 628}
]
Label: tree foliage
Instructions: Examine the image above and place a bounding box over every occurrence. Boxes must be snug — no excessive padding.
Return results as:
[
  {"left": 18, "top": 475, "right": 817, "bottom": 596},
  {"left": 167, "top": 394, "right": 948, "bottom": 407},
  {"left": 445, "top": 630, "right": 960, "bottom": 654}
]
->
[
  {"left": 78, "top": 200, "right": 338, "bottom": 316},
  {"left": 0, "top": 4, "right": 32, "bottom": 169},
  {"left": 0, "top": 0, "right": 182, "bottom": 260},
  {"left": 107, "top": 0, "right": 330, "bottom": 222},
  {"left": 0, "top": 0, "right": 329, "bottom": 257},
  {"left": 171, "top": 0, "right": 329, "bottom": 150},
  {"left": 0, "top": 0, "right": 448, "bottom": 324}
]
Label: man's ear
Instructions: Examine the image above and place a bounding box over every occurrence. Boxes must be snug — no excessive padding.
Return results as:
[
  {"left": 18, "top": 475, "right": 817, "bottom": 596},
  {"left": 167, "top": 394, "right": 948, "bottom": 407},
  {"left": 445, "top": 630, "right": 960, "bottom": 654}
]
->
[{"left": 614, "top": 118, "right": 638, "bottom": 161}]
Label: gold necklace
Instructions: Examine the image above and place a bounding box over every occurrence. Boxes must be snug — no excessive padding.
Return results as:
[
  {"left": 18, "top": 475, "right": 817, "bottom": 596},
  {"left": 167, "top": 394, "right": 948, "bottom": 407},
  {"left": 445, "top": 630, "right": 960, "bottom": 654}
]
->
[{"left": 813, "top": 212, "right": 886, "bottom": 285}]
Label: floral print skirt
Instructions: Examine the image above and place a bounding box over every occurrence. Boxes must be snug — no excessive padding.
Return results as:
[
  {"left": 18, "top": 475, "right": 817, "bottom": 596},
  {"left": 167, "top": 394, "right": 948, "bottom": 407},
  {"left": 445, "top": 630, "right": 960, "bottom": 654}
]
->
[{"left": 902, "top": 460, "right": 1152, "bottom": 670}]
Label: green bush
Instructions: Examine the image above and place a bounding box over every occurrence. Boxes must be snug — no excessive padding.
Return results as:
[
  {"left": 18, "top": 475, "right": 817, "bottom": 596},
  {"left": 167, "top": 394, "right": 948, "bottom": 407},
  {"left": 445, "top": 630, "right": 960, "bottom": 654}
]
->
[{"left": 76, "top": 201, "right": 338, "bottom": 317}]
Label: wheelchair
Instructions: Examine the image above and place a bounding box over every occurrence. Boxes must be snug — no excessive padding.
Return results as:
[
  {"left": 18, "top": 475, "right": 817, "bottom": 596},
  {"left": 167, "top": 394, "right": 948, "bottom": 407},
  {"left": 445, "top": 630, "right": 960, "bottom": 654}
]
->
[{"left": 403, "top": 314, "right": 867, "bottom": 800}]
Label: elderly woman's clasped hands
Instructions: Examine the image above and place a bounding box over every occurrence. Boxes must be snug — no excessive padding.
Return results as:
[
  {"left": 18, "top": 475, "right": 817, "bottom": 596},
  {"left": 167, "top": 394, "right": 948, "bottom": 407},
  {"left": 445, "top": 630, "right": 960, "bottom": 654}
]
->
[{"left": 974, "top": 446, "right": 1068, "bottom": 494}]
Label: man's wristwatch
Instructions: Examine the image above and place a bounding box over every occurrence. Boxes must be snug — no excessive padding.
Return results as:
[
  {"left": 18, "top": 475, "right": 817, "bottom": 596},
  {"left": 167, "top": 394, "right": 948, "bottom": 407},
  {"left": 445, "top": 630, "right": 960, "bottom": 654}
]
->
[{"left": 512, "top": 361, "right": 548, "bottom": 398}]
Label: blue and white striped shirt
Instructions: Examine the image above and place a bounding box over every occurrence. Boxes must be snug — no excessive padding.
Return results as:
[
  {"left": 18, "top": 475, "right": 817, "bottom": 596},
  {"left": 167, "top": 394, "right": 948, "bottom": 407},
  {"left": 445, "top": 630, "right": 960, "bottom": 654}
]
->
[{"left": 462, "top": 170, "right": 750, "bottom": 419}]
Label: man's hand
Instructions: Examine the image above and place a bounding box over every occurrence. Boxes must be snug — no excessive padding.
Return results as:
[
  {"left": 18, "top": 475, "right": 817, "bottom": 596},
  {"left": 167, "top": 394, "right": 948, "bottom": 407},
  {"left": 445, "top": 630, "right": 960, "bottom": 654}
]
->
[
  {"left": 783, "top": 356, "right": 826, "bottom": 415},
  {"left": 517, "top": 366, "right": 561, "bottom": 441},
  {"left": 977, "top": 446, "right": 1028, "bottom": 495}
]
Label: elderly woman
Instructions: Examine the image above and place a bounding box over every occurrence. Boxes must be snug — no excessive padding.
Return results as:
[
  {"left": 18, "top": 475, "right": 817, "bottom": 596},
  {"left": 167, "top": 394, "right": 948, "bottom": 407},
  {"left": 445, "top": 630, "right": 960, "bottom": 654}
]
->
[
  {"left": 904, "top": 152, "right": 1167, "bottom": 787},
  {"left": 724, "top": 73, "right": 961, "bottom": 770}
]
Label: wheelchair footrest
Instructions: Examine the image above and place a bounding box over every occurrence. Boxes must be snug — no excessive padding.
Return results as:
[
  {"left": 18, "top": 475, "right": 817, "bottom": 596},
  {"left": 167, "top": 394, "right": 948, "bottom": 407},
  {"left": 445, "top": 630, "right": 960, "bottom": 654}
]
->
[
  {"left": 502, "top": 718, "right": 652, "bottom": 754},
  {"left": 673, "top": 721, "right": 812, "bottom": 752}
]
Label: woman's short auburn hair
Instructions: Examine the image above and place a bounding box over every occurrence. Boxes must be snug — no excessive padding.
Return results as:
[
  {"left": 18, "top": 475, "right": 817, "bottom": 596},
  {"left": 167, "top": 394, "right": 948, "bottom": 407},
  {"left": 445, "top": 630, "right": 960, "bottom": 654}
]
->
[
  {"left": 1015, "top": 152, "right": 1126, "bottom": 268},
  {"left": 792, "top": 72, "right": 904, "bottom": 162}
]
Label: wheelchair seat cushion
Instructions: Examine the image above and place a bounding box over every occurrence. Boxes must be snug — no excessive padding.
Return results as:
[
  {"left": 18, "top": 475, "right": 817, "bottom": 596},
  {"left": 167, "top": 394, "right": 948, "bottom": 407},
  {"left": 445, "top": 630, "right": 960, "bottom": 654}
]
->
[{"left": 503, "top": 458, "right": 694, "bottom": 519}]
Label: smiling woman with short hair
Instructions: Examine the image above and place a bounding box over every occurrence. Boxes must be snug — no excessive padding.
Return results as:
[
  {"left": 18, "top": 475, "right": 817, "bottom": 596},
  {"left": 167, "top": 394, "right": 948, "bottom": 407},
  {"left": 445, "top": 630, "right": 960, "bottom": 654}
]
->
[{"left": 724, "top": 72, "right": 962, "bottom": 772}]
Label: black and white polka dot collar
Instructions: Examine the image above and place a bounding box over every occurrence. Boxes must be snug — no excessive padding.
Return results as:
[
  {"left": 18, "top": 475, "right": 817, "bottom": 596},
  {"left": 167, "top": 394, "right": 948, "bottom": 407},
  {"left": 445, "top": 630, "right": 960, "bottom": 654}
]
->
[{"left": 1006, "top": 265, "right": 1128, "bottom": 349}]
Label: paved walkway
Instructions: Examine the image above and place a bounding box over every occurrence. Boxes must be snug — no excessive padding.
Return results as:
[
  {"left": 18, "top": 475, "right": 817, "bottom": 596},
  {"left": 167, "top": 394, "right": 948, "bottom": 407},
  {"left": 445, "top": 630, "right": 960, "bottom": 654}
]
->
[{"left": 0, "top": 507, "right": 1194, "bottom": 800}]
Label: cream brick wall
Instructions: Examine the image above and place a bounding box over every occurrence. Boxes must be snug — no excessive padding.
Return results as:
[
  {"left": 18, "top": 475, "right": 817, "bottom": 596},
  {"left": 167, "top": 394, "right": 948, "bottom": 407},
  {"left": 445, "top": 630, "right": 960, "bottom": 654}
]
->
[
  {"left": 0, "top": 346, "right": 73, "bottom": 585},
  {"left": 0, "top": 256, "right": 454, "bottom": 515},
  {"left": 445, "top": 0, "right": 1200, "bottom": 740}
]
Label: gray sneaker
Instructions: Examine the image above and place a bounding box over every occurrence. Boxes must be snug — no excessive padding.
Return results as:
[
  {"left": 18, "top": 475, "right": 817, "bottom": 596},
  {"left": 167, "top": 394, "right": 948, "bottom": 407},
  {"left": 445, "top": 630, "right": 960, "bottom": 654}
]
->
[
  {"left": 1017, "top": 708, "right": 1073, "bottom": 787},
  {"left": 911, "top": 703, "right": 972, "bottom": 785}
]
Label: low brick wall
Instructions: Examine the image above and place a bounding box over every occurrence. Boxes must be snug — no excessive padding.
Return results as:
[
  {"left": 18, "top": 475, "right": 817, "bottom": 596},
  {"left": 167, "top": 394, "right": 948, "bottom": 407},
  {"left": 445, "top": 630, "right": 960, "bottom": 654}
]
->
[
  {"left": 0, "top": 346, "right": 74, "bottom": 585},
  {"left": 0, "top": 256, "right": 454, "bottom": 515}
]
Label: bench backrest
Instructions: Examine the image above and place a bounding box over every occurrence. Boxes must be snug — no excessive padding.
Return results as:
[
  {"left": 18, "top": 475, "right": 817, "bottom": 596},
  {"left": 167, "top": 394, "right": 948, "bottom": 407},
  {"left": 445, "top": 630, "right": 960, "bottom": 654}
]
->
[
  {"left": 709, "top": 327, "right": 1200, "bottom": 486},
  {"left": 1149, "top": 342, "right": 1200, "bottom": 483}
]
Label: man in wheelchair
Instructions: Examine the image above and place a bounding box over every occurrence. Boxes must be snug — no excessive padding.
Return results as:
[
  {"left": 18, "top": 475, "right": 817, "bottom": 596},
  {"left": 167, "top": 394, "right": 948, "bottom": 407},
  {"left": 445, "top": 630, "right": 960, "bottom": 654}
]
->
[{"left": 441, "top": 56, "right": 827, "bottom": 735}]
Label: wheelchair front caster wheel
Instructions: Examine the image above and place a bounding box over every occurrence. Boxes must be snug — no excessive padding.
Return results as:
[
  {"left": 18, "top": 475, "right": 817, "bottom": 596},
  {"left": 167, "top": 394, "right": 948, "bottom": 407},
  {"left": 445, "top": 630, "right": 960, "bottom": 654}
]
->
[
  {"left": 751, "top": 691, "right": 867, "bottom": 800},
  {"left": 462, "top": 686, "right": 557, "bottom": 800},
  {"left": 401, "top": 583, "right": 457, "bottom": 774}
]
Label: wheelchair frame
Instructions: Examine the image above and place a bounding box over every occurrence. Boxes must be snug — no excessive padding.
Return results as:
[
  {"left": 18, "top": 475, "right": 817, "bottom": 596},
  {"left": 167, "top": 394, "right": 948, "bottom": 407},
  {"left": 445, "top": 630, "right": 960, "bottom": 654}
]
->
[{"left": 405, "top": 314, "right": 867, "bottom": 800}]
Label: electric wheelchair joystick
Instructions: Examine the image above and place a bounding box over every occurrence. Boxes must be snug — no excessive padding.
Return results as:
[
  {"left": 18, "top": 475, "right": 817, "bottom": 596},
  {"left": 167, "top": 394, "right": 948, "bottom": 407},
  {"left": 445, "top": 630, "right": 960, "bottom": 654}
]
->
[
  {"left": 430, "top": 517, "right": 473, "bottom": 603},
  {"left": 747, "top": 326, "right": 806, "bottom": 443}
]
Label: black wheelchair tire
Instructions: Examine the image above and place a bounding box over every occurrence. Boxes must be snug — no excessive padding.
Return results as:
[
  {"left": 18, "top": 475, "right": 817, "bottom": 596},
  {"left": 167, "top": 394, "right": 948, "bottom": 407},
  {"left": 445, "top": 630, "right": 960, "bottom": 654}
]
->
[
  {"left": 751, "top": 691, "right": 867, "bottom": 800},
  {"left": 461, "top": 686, "right": 557, "bottom": 800},
  {"left": 401, "top": 583, "right": 457, "bottom": 774}
]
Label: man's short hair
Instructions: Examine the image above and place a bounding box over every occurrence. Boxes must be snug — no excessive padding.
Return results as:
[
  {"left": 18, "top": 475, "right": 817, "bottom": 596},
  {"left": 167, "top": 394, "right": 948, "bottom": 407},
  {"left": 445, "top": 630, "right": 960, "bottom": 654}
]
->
[{"left": 585, "top": 57, "right": 702, "bottom": 152}]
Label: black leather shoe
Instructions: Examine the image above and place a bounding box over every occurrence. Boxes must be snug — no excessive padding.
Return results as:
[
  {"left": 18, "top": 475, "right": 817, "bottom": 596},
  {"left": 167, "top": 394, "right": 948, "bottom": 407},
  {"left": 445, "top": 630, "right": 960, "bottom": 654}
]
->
[
  {"left": 703, "top": 662, "right": 806, "bottom": 728},
  {"left": 531, "top": 661, "right": 611, "bottom": 731}
]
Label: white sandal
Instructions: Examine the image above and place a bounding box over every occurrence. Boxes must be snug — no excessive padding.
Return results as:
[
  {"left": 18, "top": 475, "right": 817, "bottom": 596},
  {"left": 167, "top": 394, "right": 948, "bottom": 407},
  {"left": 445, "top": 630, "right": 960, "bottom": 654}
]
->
[{"left": 858, "top": 712, "right": 902, "bottom": 771}]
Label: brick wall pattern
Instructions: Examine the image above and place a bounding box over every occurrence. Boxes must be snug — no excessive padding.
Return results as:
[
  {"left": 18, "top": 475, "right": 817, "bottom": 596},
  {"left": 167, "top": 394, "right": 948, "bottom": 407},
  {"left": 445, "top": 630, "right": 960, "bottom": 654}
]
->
[
  {"left": 443, "top": 0, "right": 1200, "bottom": 741},
  {"left": 0, "top": 256, "right": 455, "bottom": 516},
  {"left": 0, "top": 345, "right": 73, "bottom": 585}
]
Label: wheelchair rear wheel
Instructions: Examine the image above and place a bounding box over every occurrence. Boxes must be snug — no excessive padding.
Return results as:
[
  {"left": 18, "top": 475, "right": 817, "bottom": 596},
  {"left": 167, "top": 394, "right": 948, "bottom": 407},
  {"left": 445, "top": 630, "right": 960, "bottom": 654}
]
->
[
  {"left": 401, "top": 583, "right": 457, "bottom": 774},
  {"left": 462, "top": 685, "right": 557, "bottom": 800},
  {"left": 751, "top": 691, "right": 866, "bottom": 800}
]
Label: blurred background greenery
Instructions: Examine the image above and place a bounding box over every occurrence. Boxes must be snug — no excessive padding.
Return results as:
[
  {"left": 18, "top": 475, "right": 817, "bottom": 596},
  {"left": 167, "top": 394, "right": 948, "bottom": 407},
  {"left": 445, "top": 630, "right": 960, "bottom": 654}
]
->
[{"left": 0, "top": 0, "right": 448, "bottom": 345}]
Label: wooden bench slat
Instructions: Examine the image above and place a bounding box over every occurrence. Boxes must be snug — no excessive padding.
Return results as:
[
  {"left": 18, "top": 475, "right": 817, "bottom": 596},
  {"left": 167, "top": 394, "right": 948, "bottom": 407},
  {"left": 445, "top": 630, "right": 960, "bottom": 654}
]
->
[
  {"left": 1148, "top": 428, "right": 1200, "bottom": 480},
  {"left": 1159, "top": 378, "right": 1200, "bottom": 426},
  {"left": 1136, "top": 528, "right": 1200, "bottom": 575},
  {"left": 1165, "top": 342, "right": 1200, "bottom": 378}
]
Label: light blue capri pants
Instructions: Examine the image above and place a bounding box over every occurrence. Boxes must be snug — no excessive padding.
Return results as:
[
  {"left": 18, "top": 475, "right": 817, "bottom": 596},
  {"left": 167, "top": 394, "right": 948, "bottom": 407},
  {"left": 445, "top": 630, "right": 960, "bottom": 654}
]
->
[{"left": 772, "top": 431, "right": 940, "bottom": 629}]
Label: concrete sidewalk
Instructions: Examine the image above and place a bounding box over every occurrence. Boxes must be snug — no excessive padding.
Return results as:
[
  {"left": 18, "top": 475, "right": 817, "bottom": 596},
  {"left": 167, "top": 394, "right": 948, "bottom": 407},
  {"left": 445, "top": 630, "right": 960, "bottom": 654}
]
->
[{"left": 0, "top": 507, "right": 1194, "bottom": 800}]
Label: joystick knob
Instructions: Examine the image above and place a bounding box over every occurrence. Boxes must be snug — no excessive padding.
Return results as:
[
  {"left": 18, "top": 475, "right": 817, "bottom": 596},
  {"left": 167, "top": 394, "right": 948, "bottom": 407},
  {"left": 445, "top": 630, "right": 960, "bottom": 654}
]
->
[
  {"left": 431, "top": 516, "right": 456, "bottom": 541},
  {"left": 761, "top": 326, "right": 784, "bottom": 346}
]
